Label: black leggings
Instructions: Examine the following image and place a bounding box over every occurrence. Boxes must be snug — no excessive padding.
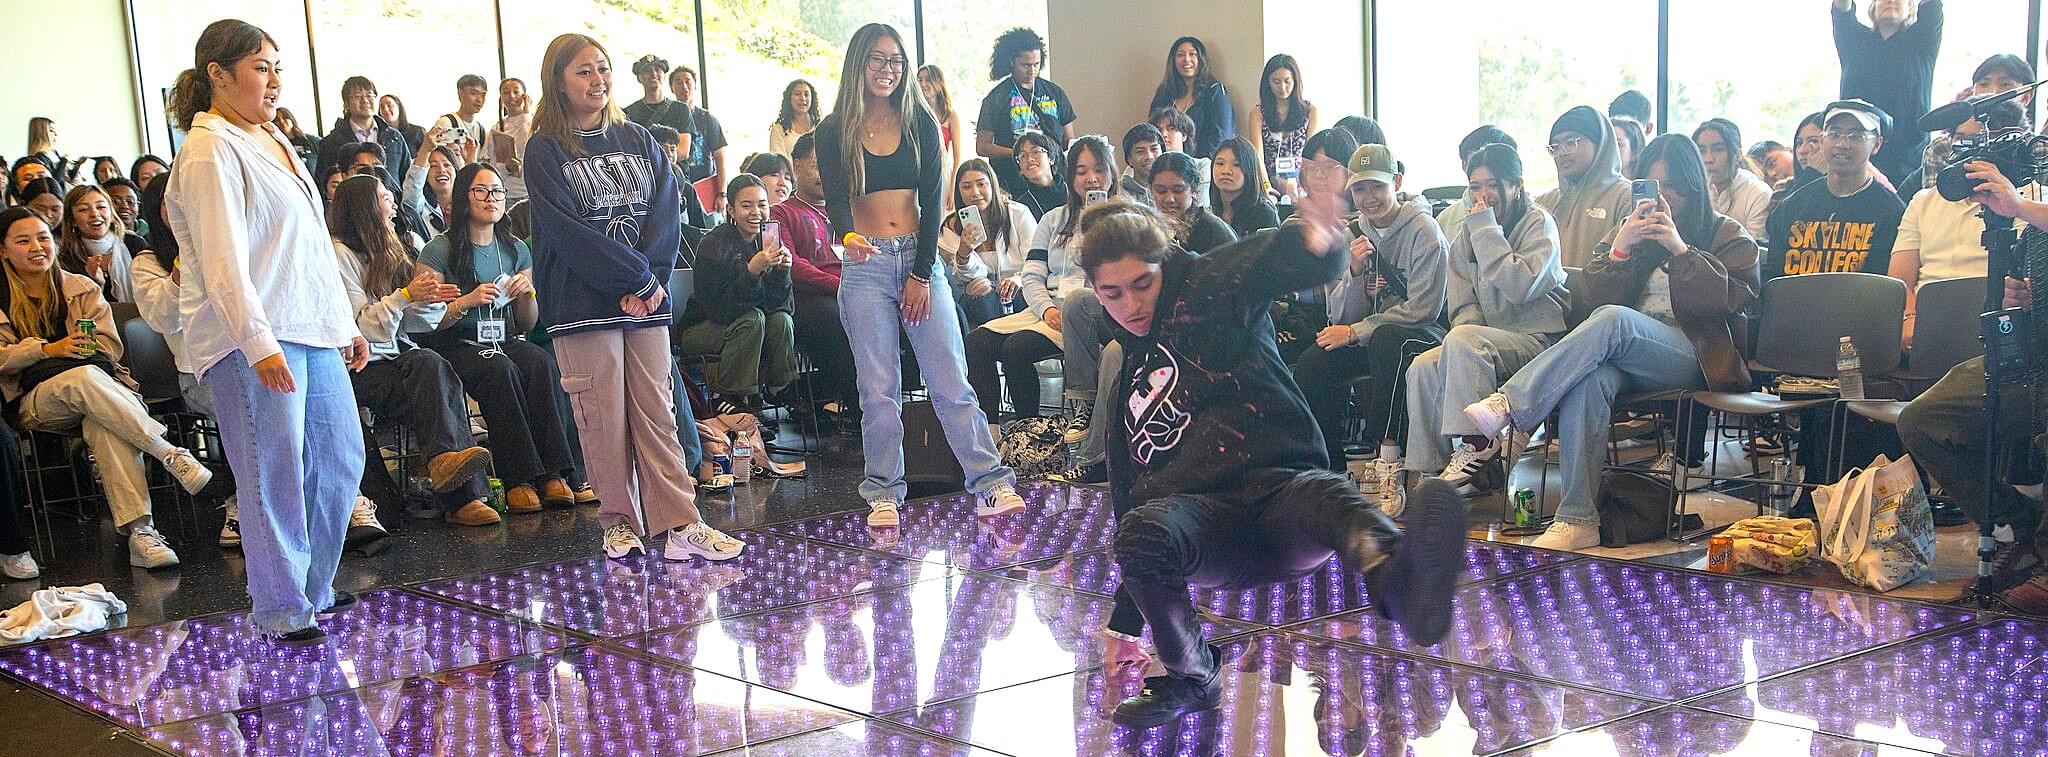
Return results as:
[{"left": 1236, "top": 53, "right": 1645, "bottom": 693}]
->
[
  {"left": 1292, "top": 324, "right": 1440, "bottom": 470},
  {"left": 419, "top": 334, "right": 577, "bottom": 487},
  {"left": 965, "top": 327, "right": 1059, "bottom": 420}
]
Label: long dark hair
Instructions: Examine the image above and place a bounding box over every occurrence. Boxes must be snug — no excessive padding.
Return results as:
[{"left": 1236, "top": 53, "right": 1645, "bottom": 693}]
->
[
  {"left": 1464, "top": 142, "right": 1529, "bottom": 233},
  {"left": 1634, "top": 134, "right": 1718, "bottom": 248},
  {"left": 167, "top": 19, "right": 278, "bottom": 131},
  {"left": 328, "top": 174, "right": 413, "bottom": 295},
  {"left": 1151, "top": 37, "right": 1217, "bottom": 111},
  {"left": 130, "top": 155, "right": 168, "bottom": 185},
  {"left": 443, "top": 162, "right": 518, "bottom": 290},
  {"left": 1055, "top": 135, "right": 1117, "bottom": 246},
  {"left": 139, "top": 176, "right": 177, "bottom": 270},
  {"left": 0, "top": 207, "right": 67, "bottom": 342},
  {"left": 1691, "top": 118, "right": 1744, "bottom": 181},
  {"left": 1975, "top": 53, "right": 2039, "bottom": 125},
  {"left": 831, "top": 23, "right": 935, "bottom": 195},
  {"left": 776, "top": 79, "right": 821, "bottom": 131},
  {"left": 1258, "top": 54, "right": 1307, "bottom": 133},
  {"left": 1791, "top": 111, "right": 1826, "bottom": 188},
  {"left": 1209, "top": 136, "right": 1274, "bottom": 225},
  {"left": 948, "top": 159, "right": 1015, "bottom": 253}
]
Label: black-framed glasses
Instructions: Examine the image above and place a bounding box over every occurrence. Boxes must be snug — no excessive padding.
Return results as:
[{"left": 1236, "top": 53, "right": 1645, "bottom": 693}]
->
[
  {"left": 467, "top": 186, "right": 508, "bottom": 199},
  {"left": 866, "top": 54, "right": 909, "bottom": 72}
]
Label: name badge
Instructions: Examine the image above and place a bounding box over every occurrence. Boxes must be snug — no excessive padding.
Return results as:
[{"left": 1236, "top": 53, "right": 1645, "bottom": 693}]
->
[
  {"left": 477, "top": 318, "right": 508, "bottom": 344},
  {"left": 1588, "top": 208, "right": 1609, "bottom": 220}
]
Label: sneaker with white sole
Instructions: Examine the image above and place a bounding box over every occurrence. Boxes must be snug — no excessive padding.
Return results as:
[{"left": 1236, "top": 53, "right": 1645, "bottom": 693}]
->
[
  {"left": 128, "top": 525, "right": 180, "bottom": 569},
  {"left": 1437, "top": 441, "right": 1498, "bottom": 489},
  {"left": 1, "top": 551, "right": 38, "bottom": 580},
  {"left": 1650, "top": 453, "right": 1709, "bottom": 492},
  {"left": 977, "top": 483, "right": 1027, "bottom": 516},
  {"left": 349, "top": 496, "right": 388, "bottom": 533},
  {"left": 161, "top": 448, "right": 213, "bottom": 495},
  {"left": 1371, "top": 457, "right": 1401, "bottom": 497},
  {"left": 866, "top": 499, "right": 901, "bottom": 527},
  {"left": 1376, "top": 466, "right": 1407, "bottom": 519},
  {"left": 1062, "top": 401, "right": 1093, "bottom": 445},
  {"left": 1529, "top": 520, "right": 1601, "bottom": 550},
  {"left": 664, "top": 522, "right": 746, "bottom": 561},
  {"left": 1462, "top": 393, "right": 1515, "bottom": 440},
  {"left": 219, "top": 496, "right": 241, "bottom": 548},
  {"left": 602, "top": 524, "right": 645, "bottom": 559}
]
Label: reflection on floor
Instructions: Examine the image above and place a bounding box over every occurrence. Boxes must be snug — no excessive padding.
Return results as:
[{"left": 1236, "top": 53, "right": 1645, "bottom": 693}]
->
[{"left": 0, "top": 480, "right": 2037, "bottom": 755}]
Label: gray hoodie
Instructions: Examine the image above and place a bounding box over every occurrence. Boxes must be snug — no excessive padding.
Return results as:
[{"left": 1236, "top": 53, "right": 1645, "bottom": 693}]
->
[
  {"left": 1446, "top": 203, "right": 1568, "bottom": 337},
  {"left": 1536, "top": 107, "right": 1633, "bottom": 268},
  {"left": 1327, "top": 197, "right": 1448, "bottom": 343}
]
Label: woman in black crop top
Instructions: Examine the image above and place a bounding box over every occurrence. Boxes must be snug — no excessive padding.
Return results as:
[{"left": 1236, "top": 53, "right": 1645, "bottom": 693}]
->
[{"left": 816, "top": 23, "right": 1023, "bottom": 526}]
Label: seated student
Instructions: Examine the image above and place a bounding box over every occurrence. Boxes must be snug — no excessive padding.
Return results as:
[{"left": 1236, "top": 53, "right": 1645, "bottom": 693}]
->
[
  {"left": 129, "top": 155, "right": 169, "bottom": 191},
  {"left": 649, "top": 125, "right": 713, "bottom": 229},
  {"left": 10, "top": 157, "right": 55, "bottom": 206},
  {"left": 1291, "top": 144, "right": 1448, "bottom": 512},
  {"left": 55, "top": 185, "right": 146, "bottom": 302},
  {"left": 1404, "top": 142, "right": 1567, "bottom": 495},
  {"left": 940, "top": 159, "right": 1037, "bottom": 329},
  {"left": 1764, "top": 100, "right": 1905, "bottom": 281},
  {"left": 1436, "top": 126, "right": 1517, "bottom": 232},
  {"left": 1890, "top": 131, "right": 2007, "bottom": 352},
  {"left": 678, "top": 174, "right": 797, "bottom": 417},
  {"left": 1693, "top": 118, "right": 1773, "bottom": 239},
  {"left": 742, "top": 151, "right": 795, "bottom": 206},
  {"left": 1149, "top": 108, "right": 1212, "bottom": 207},
  {"left": 1537, "top": 106, "right": 1632, "bottom": 269},
  {"left": 1612, "top": 117, "right": 1646, "bottom": 181},
  {"left": 326, "top": 175, "right": 498, "bottom": 527},
  {"left": 417, "top": 164, "right": 579, "bottom": 513},
  {"left": 1118, "top": 124, "right": 1162, "bottom": 205},
  {"left": 1748, "top": 140, "right": 1798, "bottom": 190},
  {"left": 16, "top": 178, "right": 64, "bottom": 227},
  {"left": 1148, "top": 152, "right": 1235, "bottom": 254},
  {"left": 0, "top": 423, "right": 34, "bottom": 580},
  {"left": 775, "top": 133, "right": 856, "bottom": 411},
  {"left": 1209, "top": 136, "right": 1280, "bottom": 236},
  {"left": 1011, "top": 130, "right": 1066, "bottom": 220},
  {"left": 1463, "top": 135, "right": 1760, "bottom": 550},
  {"left": 102, "top": 178, "right": 145, "bottom": 239},
  {"left": 401, "top": 136, "right": 464, "bottom": 236},
  {"left": 1077, "top": 194, "right": 1464, "bottom": 727},
  {"left": 0, "top": 207, "right": 212, "bottom": 569}
]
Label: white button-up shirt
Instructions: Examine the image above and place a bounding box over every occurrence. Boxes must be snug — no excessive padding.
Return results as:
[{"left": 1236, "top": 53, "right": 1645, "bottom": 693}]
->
[{"left": 166, "top": 111, "right": 357, "bottom": 375}]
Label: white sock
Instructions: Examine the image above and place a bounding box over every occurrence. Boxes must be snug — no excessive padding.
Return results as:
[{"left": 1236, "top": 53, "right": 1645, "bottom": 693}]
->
[
  {"left": 1379, "top": 442, "right": 1401, "bottom": 463},
  {"left": 146, "top": 440, "right": 178, "bottom": 461}
]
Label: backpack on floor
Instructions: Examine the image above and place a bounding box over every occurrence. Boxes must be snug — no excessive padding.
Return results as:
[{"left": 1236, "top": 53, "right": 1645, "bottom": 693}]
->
[
  {"left": 1595, "top": 470, "right": 1703, "bottom": 546},
  {"left": 999, "top": 417, "right": 1067, "bottom": 480}
]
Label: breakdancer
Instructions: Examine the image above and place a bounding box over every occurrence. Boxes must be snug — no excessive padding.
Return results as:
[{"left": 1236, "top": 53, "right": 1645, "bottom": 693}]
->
[{"left": 1084, "top": 180, "right": 1467, "bottom": 729}]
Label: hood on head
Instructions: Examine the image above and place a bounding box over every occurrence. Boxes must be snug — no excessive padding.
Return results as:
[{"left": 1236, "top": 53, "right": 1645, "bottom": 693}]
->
[{"left": 1551, "top": 105, "right": 1622, "bottom": 191}]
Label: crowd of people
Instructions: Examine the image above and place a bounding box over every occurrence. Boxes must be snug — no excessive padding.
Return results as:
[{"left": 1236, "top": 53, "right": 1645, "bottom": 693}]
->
[{"left": 0, "top": 0, "right": 2043, "bottom": 724}]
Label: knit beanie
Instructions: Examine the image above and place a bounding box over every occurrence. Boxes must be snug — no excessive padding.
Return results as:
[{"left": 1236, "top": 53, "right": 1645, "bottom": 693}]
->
[{"left": 1550, "top": 105, "right": 1606, "bottom": 148}]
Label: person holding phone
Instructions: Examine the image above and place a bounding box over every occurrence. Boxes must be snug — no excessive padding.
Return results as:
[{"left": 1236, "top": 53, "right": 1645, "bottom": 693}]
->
[
  {"left": 941, "top": 159, "right": 1036, "bottom": 328},
  {"left": 679, "top": 174, "right": 797, "bottom": 419},
  {"left": 1462, "top": 135, "right": 1759, "bottom": 550}
]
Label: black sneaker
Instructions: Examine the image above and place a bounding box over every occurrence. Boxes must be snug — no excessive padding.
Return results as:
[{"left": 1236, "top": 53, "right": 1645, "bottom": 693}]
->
[
  {"left": 272, "top": 625, "right": 327, "bottom": 646},
  {"left": 1931, "top": 500, "right": 1971, "bottom": 527},
  {"left": 1110, "top": 645, "right": 1224, "bottom": 729},
  {"left": 1375, "top": 478, "right": 1468, "bottom": 647},
  {"left": 319, "top": 590, "right": 358, "bottom": 617},
  {"left": 1049, "top": 458, "right": 1108, "bottom": 485}
]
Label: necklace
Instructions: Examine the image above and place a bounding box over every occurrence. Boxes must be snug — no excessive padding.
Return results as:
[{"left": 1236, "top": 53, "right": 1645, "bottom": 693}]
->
[{"left": 863, "top": 111, "right": 898, "bottom": 139}]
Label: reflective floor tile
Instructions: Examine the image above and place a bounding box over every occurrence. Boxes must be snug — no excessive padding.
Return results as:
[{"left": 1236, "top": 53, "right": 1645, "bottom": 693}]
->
[
  {"left": 888, "top": 633, "right": 1651, "bottom": 757},
  {"left": 0, "top": 589, "right": 560, "bottom": 728},
  {"left": 771, "top": 482, "right": 1113, "bottom": 570},
  {"left": 627, "top": 572, "right": 1251, "bottom": 716},
  {"left": 1294, "top": 560, "right": 1972, "bottom": 700},
  {"left": 1503, "top": 706, "right": 1942, "bottom": 756},
  {"left": 417, "top": 532, "right": 926, "bottom": 638},
  {"left": 714, "top": 719, "right": 1002, "bottom": 756},
  {"left": 140, "top": 645, "right": 860, "bottom": 757},
  {"left": 1690, "top": 618, "right": 2048, "bottom": 756}
]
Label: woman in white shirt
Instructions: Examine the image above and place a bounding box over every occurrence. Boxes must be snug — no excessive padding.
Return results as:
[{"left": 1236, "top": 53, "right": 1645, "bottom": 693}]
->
[
  {"left": 766, "top": 79, "right": 820, "bottom": 157},
  {"left": 164, "top": 19, "right": 371, "bottom": 646},
  {"left": 1693, "top": 119, "right": 1772, "bottom": 239},
  {"left": 941, "top": 159, "right": 1036, "bottom": 326},
  {"left": 490, "top": 77, "right": 533, "bottom": 203}
]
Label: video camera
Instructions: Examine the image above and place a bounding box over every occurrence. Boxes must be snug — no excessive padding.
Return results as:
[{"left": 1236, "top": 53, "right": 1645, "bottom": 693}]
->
[{"left": 1924, "top": 82, "right": 2048, "bottom": 202}]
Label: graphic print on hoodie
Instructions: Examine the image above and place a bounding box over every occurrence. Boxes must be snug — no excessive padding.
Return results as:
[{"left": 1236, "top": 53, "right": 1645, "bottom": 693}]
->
[{"left": 560, "top": 152, "right": 657, "bottom": 247}]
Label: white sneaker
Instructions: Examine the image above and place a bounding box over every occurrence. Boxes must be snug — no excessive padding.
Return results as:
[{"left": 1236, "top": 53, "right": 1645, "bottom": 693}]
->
[
  {"left": 1438, "top": 441, "right": 1499, "bottom": 489},
  {"left": 349, "top": 496, "right": 387, "bottom": 533},
  {"left": 1995, "top": 524, "right": 2016, "bottom": 543},
  {"left": 602, "top": 524, "right": 645, "bottom": 559},
  {"left": 219, "top": 496, "right": 241, "bottom": 548},
  {"left": 1377, "top": 467, "right": 1407, "bottom": 519},
  {"left": 162, "top": 448, "right": 213, "bottom": 495},
  {"left": 664, "top": 522, "right": 746, "bottom": 562},
  {"left": 1462, "top": 393, "right": 1515, "bottom": 440},
  {"left": 977, "top": 483, "right": 1027, "bottom": 516},
  {"left": 866, "top": 499, "right": 901, "bottom": 527},
  {"left": 1, "top": 551, "right": 38, "bottom": 580},
  {"left": 128, "top": 525, "right": 181, "bottom": 569},
  {"left": 1529, "top": 520, "right": 1601, "bottom": 550},
  {"left": 1651, "top": 453, "right": 1709, "bottom": 492},
  {"left": 1371, "top": 457, "right": 1401, "bottom": 498}
]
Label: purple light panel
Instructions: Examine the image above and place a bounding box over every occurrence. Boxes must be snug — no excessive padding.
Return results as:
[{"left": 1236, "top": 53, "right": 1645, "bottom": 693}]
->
[{"left": 771, "top": 482, "right": 1115, "bottom": 570}]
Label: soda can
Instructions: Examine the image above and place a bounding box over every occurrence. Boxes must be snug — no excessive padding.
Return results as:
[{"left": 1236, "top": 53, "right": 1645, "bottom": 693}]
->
[
  {"left": 487, "top": 477, "right": 506, "bottom": 512},
  {"left": 1707, "top": 534, "right": 1736, "bottom": 573},
  {"left": 712, "top": 454, "right": 732, "bottom": 476},
  {"left": 75, "top": 319, "right": 97, "bottom": 355},
  {"left": 1510, "top": 487, "right": 1536, "bottom": 528}
]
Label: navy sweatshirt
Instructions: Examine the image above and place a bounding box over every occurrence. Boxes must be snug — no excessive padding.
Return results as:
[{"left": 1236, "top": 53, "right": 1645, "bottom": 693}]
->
[{"left": 526, "top": 121, "right": 681, "bottom": 335}]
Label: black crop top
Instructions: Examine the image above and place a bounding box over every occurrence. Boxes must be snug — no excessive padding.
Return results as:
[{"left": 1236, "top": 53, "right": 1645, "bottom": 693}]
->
[
  {"left": 814, "top": 109, "right": 946, "bottom": 280},
  {"left": 862, "top": 143, "right": 919, "bottom": 192}
]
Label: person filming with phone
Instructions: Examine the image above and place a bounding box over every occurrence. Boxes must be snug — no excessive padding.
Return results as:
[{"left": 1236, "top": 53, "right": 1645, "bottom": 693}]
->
[{"left": 679, "top": 173, "right": 798, "bottom": 419}]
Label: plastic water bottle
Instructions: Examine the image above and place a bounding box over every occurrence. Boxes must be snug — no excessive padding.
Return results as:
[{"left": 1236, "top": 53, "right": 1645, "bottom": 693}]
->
[
  {"left": 1835, "top": 337, "right": 1865, "bottom": 400},
  {"left": 732, "top": 443, "right": 753, "bottom": 484}
]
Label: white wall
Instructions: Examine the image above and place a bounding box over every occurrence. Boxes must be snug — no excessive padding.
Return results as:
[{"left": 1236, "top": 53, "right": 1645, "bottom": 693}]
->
[
  {"left": 1264, "top": 0, "right": 1364, "bottom": 126},
  {"left": 1048, "top": 0, "right": 1262, "bottom": 148},
  {"left": 0, "top": 0, "right": 143, "bottom": 167}
]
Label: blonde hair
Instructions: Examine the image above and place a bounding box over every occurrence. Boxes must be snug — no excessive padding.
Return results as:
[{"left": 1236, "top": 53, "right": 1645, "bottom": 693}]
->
[
  {"left": 56, "top": 185, "right": 126, "bottom": 278},
  {"left": 832, "top": 23, "right": 935, "bottom": 194},
  {"left": 25, "top": 118, "right": 55, "bottom": 155},
  {"left": 531, "top": 34, "right": 626, "bottom": 158},
  {"left": 917, "top": 65, "right": 954, "bottom": 121}
]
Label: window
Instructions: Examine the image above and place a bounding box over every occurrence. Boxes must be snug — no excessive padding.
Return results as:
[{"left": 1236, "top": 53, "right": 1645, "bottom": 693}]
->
[
  {"left": 1374, "top": 0, "right": 1658, "bottom": 194},
  {"left": 919, "top": 1, "right": 1052, "bottom": 145},
  {"left": 696, "top": 0, "right": 915, "bottom": 162},
  {"left": 1264, "top": 0, "right": 1366, "bottom": 126},
  {"left": 499, "top": 0, "right": 702, "bottom": 130},
  {"left": 309, "top": 0, "right": 501, "bottom": 147},
  {"left": 131, "top": 1, "right": 318, "bottom": 156}
]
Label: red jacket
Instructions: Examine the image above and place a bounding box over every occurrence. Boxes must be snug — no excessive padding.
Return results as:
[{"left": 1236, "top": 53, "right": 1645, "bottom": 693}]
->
[{"left": 773, "top": 197, "right": 839, "bottom": 295}]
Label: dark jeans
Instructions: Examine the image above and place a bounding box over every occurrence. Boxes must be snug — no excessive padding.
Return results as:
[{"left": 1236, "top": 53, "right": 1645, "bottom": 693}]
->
[
  {"left": 955, "top": 283, "right": 1004, "bottom": 331},
  {"left": 352, "top": 349, "right": 486, "bottom": 513},
  {"left": 965, "top": 328, "right": 1059, "bottom": 420},
  {"left": 1111, "top": 468, "right": 1399, "bottom": 683},
  {"left": 419, "top": 334, "right": 578, "bottom": 487},
  {"left": 0, "top": 423, "right": 29, "bottom": 555},
  {"left": 1899, "top": 356, "right": 2044, "bottom": 532},
  {"left": 795, "top": 290, "right": 859, "bottom": 404},
  {"left": 1292, "top": 324, "right": 1439, "bottom": 469}
]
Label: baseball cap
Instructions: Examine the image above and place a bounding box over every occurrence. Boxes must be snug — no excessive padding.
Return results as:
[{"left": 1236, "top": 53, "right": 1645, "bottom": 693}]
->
[
  {"left": 1823, "top": 99, "right": 1892, "bottom": 136},
  {"left": 1346, "top": 144, "right": 1399, "bottom": 187}
]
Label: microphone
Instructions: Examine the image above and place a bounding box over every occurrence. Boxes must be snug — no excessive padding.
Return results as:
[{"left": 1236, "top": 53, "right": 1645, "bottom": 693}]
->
[{"left": 1920, "top": 82, "right": 2044, "bottom": 132}]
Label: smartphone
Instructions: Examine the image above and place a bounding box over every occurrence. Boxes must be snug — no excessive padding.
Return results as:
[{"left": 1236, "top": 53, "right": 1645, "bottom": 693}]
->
[
  {"left": 760, "top": 219, "right": 781, "bottom": 253},
  {"left": 434, "top": 128, "right": 464, "bottom": 147},
  {"left": 957, "top": 205, "right": 985, "bottom": 241},
  {"left": 1629, "top": 179, "right": 1661, "bottom": 212},
  {"left": 1084, "top": 189, "right": 1108, "bottom": 207}
]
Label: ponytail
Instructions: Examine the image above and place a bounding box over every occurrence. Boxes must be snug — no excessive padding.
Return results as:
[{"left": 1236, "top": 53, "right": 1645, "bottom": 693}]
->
[
  {"left": 169, "top": 19, "right": 277, "bottom": 131},
  {"left": 168, "top": 69, "right": 212, "bottom": 131}
]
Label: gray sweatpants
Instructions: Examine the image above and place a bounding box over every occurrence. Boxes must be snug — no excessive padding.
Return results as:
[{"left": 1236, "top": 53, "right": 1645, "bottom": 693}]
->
[
  {"left": 554, "top": 326, "right": 701, "bottom": 537},
  {"left": 1403, "top": 324, "right": 1550, "bottom": 475}
]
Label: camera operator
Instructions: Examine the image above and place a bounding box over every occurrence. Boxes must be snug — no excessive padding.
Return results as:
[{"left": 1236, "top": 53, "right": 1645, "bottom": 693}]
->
[{"left": 1896, "top": 159, "right": 2045, "bottom": 613}]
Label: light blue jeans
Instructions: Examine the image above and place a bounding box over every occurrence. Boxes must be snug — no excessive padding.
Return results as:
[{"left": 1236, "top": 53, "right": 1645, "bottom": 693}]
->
[
  {"left": 1499, "top": 305, "right": 1704, "bottom": 525},
  {"left": 202, "top": 343, "right": 364, "bottom": 634},
  {"left": 841, "top": 234, "right": 1014, "bottom": 502},
  {"left": 1405, "top": 325, "right": 1552, "bottom": 475}
]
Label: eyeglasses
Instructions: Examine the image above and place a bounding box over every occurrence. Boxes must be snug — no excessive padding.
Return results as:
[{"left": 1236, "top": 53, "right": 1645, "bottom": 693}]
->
[
  {"left": 1545, "top": 135, "right": 1588, "bottom": 155},
  {"left": 1303, "top": 157, "right": 1345, "bottom": 175},
  {"left": 468, "top": 186, "right": 508, "bottom": 199},
  {"left": 866, "top": 54, "right": 909, "bottom": 72},
  {"left": 1823, "top": 128, "right": 1876, "bottom": 142},
  {"left": 1018, "top": 148, "right": 1051, "bottom": 161}
]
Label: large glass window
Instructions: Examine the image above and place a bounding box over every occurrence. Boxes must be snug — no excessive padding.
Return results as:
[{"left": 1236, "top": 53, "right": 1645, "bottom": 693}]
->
[
  {"left": 696, "top": 0, "right": 915, "bottom": 161},
  {"left": 1373, "top": 0, "right": 1658, "bottom": 193},
  {"left": 131, "top": 1, "right": 318, "bottom": 157},
  {"left": 308, "top": 0, "right": 501, "bottom": 146},
  {"left": 499, "top": 0, "right": 702, "bottom": 128}
]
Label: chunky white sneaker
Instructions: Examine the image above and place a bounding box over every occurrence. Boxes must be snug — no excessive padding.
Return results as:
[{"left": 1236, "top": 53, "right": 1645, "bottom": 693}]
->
[
  {"left": 1377, "top": 467, "right": 1407, "bottom": 519},
  {"left": 1529, "top": 520, "right": 1601, "bottom": 551},
  {"left": 128, "top": 525, "right": 181, "bottom": 569},
  {"left": 162, "top": 448, "right": 213, "bottom": 495},
  {"left": 865, "top": 499, "right": 901, "bottom": 527},
  {"left": 602, "top": 524, "right": 645, "bottom": 559},
  {"left": 349, "top": 496, "right": 388, "bottom": 533},
  {"left": 1462, "top": 393, "right": 1515, "bottom": 440},
  {"left": 1651, "top": 453, "right": 1709, "bottom": 492},
  {"left": 664, "top": 522, "right": 746, "bottom": 562},
  {"left": 1, "top": 551, "right": 38, "bottom": 580},
  {"left": 977, "top": 483, "right": 1027, "bottom": 516},
  {"left": 1437, "top": 441, "right": 1498, "bottom": 489},
  {"left": 1371, "top": 458, "right": 1402, "bottom": 498},
  {"left": 219, "top": 496, "right": 241, "bottom": 548}
]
